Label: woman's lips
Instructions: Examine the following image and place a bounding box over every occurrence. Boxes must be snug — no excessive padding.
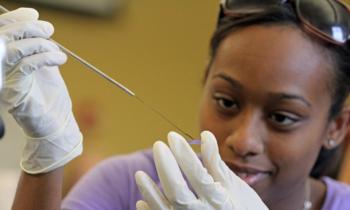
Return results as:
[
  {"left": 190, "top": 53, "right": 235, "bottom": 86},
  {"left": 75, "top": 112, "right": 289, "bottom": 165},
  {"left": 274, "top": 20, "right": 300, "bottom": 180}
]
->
[
  {"left": 235, "top": 172, "right": 270, "bottom": 185},
  {"left": 225, "top": 161, "right": 272, "bottom": 185}
]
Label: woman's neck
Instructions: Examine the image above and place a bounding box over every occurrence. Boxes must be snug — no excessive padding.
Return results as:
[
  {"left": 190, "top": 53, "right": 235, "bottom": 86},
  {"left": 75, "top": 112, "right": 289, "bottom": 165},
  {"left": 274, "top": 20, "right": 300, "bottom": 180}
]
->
[
  {"left": 267, "top": 178, "right": 326, "bottom": 210},
  {"left": 309, "top": 178, "right": 327, "bottom": 210}
]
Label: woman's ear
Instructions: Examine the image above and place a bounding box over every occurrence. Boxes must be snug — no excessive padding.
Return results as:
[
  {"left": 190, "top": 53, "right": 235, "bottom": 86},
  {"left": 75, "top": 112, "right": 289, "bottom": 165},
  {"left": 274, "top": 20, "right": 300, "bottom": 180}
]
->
[{"left": 324, "top": 107, "right": 350, "bottom": 149}]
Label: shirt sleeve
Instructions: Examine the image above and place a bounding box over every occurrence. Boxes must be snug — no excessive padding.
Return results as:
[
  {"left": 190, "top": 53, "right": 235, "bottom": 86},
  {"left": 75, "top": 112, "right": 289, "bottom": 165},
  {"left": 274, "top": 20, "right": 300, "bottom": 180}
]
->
[
  {"left": 321, "top": 177, "right": 350, "bottom": 210},
  {"left": 61, "top": 150, "right": 157, "bottom": 210}
]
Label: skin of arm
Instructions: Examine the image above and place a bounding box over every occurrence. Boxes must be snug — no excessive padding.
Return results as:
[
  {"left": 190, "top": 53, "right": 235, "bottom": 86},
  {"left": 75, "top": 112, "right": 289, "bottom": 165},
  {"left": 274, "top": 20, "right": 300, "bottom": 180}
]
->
[{"left": 11, "top": 168, "right": 64, "bottom": 210}]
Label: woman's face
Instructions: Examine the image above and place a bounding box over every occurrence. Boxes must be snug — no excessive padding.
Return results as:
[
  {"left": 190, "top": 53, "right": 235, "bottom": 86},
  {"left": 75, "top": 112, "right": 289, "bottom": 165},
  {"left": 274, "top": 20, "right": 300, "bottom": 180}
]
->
[{"left": 199, "top": 25, "right": 334, "bottom": 204}]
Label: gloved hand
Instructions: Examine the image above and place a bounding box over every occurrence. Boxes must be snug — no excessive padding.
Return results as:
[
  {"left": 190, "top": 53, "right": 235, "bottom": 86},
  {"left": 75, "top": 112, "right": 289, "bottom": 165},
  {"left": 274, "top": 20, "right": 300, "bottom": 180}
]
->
[
  {"left": 0, "top": 8, "right": 83, "bottom": 174},
  {"left": 135, "top": 131, "right": 268, "bottom": 210}
]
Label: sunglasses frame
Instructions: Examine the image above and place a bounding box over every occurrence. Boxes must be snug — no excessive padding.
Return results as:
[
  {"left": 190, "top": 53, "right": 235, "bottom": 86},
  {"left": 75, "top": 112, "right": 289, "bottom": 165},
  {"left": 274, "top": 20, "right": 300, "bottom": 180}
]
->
[{"left": 220, "top": 0, "right": 350, "bottom": 45}]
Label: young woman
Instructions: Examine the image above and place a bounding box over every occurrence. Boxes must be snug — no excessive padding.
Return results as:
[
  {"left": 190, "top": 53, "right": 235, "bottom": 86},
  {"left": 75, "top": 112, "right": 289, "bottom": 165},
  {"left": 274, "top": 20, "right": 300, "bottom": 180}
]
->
[
  {"left": 2, "top": 0, "right": 350, "bottom": 210},
  {"left": 62, "top": 1, "right": 350, "bottom": 210}
]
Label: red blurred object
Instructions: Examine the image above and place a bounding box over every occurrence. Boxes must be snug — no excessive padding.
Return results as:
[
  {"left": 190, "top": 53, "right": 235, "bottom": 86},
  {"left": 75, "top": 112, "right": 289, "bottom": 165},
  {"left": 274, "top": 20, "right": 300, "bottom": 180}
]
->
[{"left": 75, "top": 99, "right": 100, "bottom": 135}]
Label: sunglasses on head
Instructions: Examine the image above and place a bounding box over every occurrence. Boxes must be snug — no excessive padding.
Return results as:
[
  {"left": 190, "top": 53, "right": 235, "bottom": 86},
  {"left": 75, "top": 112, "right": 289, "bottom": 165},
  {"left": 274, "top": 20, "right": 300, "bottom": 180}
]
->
[{"left": 219, "top": 0, "right": 350, "bottom": 45}]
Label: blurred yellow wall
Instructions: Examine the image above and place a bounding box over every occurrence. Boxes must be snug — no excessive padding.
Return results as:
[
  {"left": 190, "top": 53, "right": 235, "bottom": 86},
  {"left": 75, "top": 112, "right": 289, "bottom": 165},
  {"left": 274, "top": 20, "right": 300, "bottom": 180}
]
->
[{"left": 1, "top": 0, "right": 219, "bottom": 191}]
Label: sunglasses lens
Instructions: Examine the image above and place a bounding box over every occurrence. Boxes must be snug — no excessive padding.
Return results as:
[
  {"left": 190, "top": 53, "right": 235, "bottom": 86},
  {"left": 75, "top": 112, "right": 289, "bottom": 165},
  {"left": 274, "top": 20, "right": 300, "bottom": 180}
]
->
[
  {"left": 297, "top": 0, "right": 350, "bottom": 43},
  {"left": 224, "top": 0, "right": 281, "bottom": 14}
]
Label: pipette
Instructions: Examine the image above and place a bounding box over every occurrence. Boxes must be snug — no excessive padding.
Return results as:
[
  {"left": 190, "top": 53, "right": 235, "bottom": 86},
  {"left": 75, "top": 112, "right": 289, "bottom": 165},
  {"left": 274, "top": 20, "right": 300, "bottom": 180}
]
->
[{"left": 0, "top": 5, "right": 200, "bottom": 144}]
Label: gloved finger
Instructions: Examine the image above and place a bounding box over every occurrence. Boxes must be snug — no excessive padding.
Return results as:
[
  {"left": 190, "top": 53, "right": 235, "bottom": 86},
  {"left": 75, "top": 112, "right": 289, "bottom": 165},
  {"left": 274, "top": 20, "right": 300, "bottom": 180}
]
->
[
  {"left": 6, "top": 38, "right": 59, "bottom": 66},
  {"left": 153, "top": 141, "right": 198, "bottom": 207},
  {"left": 8, "top": 51, "right": 67, "bottom": 76},
  {"left": 168, "top": 131, "right": 228, "bottom": 203},
  {"left": 135, "top": 171, "right": 171, "bottom": 210},
  {"left": 0, "top": 20, "right": 54, "bottom": 43},
  {"left": 201, "top": 131, "right": 268, "bottom": 208},
  {"left": 0, "top": 8, "right": 39, "bottom": 27},
  {"left": 136, "top": 200, "right": 152, "bottom": 210},
  {"left": 201, "top": 131, "right": 241, "bottom": 189}
]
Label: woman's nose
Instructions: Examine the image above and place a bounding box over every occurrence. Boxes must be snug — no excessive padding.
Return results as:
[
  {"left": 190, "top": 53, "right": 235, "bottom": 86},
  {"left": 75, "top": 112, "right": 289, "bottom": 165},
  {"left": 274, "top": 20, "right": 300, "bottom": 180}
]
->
[{"left": 224, "top": 112, "right": 265, "bottom": 157}]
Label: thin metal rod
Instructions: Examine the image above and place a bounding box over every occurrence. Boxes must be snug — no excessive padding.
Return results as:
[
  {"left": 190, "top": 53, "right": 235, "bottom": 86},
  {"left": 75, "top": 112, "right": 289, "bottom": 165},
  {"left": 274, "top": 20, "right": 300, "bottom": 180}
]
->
[
  {"left": 0, "top": 5, "right": 7, "bottom": 13},
  {"left": 134, "top": 96, "right": 194, "bottom": 140},
  {"left": 0, "top": 5, "right": 135, "bottom": 96},
  {"left": 53, "top": 41, "right": 135, "bottom": 96}
]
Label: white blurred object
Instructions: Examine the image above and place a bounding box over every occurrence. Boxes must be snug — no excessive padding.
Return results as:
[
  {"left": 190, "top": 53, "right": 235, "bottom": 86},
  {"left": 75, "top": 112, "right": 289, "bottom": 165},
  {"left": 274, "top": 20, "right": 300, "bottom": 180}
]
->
[
  {"left": 0, "top": 39, "right": 4, "bottom": 90},
  {"left": 0, "top": 169, "right": 20, "bottom": 210},
  {"left": 0, "top": 111, "right": 25, "bottom": 169},
  {"left": 16, "top": 0, "right": 123, "bottom": 16}
]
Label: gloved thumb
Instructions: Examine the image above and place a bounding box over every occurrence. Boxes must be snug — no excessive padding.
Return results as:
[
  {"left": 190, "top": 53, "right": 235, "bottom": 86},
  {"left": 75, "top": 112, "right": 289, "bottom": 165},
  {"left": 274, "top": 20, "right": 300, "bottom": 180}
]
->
[
  {"left": 136, "top": 200, "right": 152, "bottom": 210},
  {"left": 0, "top": 8, "right": 39, "bottom": 27},
  {"left": 201, "top": 131, "right": 240, "bottom": 186}
]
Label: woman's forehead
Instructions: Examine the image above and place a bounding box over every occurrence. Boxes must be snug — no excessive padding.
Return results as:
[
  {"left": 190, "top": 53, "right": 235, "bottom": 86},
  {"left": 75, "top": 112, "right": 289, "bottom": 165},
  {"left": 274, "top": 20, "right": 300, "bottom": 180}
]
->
[
  {"left": 209, "top": 25, "right": 333, "bottom": 106},
  {"left": 212, "top": 25, "right": 332, "bottom": 82}
]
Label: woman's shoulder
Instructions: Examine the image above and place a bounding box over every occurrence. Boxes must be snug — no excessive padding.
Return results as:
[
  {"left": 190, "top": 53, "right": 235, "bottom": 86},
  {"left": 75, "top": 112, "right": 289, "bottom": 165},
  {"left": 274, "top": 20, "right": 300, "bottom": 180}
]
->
[
  {"left": 97, "top": 149, "right": 157, "bottom": 176},
  {"left": 322, "top": 177, "right": 350, "bottom": 210},
  {"left": 102, "top": 149, "right": 154, "bottom": 166},
  {"left": 62, "top": 149, "right": 157, "bottom": 210}
]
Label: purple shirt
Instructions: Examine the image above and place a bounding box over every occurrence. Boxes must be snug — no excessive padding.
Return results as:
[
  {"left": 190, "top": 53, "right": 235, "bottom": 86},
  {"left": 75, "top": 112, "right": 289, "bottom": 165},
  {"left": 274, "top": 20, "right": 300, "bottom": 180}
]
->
[
  {"left": 321, "top": 177, "right": 350, "bottom": 210},
  {"left": 62, "top": 150, "right": 350, "bottom": 210}
]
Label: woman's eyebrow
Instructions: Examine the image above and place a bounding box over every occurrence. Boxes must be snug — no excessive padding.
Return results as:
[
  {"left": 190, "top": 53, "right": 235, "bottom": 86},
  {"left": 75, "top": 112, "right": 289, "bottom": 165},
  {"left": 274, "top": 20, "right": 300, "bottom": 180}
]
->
[
  {"left": 212, "top": 73, "right": 243, "bottom": 90},
  {"left": 212, "top": 73, "right": 311, "bottom": 107},
  {"left": 267, "top": 92, "right": 312, "bottom": 108}
]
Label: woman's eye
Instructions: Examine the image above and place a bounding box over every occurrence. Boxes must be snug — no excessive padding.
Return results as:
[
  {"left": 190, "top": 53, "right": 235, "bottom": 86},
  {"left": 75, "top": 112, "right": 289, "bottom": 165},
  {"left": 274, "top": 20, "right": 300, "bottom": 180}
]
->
[
  {"left": 213, "top": 93, "right": 238, "bottom": 111},
  {"left": 268, "top": 112, "right": 299, "bottom": 127}
]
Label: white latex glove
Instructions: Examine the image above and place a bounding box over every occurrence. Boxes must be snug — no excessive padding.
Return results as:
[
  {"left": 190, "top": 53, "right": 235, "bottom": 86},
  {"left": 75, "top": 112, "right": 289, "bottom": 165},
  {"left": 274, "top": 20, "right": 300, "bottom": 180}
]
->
[
  {"left": 135, "top": 131, "right": 268, "bottom": 210},
  {"left": 0, "top": 8, "right": 83, "bottom": 174}
]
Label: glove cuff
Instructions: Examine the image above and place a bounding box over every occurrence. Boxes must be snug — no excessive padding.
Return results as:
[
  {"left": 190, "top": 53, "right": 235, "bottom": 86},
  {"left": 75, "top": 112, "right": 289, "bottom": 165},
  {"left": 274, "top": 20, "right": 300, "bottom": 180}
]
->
[{"left": 20, "top": 112, "right": 83, "bottom": 174}]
